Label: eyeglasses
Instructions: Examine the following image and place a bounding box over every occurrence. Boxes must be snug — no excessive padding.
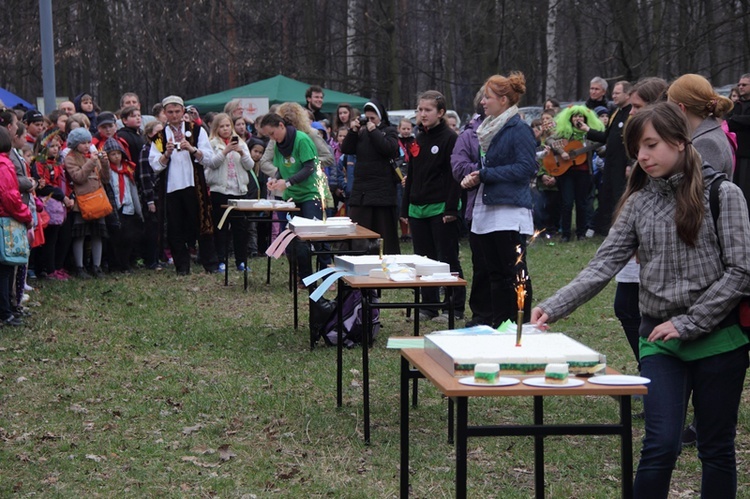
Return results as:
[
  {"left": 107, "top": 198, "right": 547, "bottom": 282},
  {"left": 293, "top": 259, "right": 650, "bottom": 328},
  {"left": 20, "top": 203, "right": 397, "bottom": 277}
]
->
[{"left": 739, "top": 83, "right": 749, "bottom": 87}]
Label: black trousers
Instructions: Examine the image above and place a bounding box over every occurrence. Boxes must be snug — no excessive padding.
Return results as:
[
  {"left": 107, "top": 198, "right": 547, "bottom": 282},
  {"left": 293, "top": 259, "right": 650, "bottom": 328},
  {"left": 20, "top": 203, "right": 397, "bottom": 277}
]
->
[
  {"left": 165, "top": 187, "right": 217, "bottom": 273},
  {"left": 475, "top": 229, "right": 532, "bottom": 327}
]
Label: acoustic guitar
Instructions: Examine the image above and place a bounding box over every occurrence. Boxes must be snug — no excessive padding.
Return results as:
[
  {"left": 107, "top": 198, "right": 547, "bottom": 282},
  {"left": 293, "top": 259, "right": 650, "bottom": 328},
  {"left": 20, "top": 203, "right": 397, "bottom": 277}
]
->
[{"left": 542, "top": 139, "right": 602, "bottom": 177}]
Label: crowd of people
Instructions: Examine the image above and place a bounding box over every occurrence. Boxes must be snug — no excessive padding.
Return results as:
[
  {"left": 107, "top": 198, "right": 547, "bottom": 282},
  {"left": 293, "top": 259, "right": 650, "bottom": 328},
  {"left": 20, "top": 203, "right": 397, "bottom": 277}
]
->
[{"left": 1, "top": 71, "right": 750, "bottom": 497}]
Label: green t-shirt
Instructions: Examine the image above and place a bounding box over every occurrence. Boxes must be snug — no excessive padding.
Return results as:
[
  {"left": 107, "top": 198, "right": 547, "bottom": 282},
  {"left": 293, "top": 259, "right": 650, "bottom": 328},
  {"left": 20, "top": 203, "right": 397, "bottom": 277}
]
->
[
  {"left": 639, "top": 324, "right": 749, "bottom": 362},
  {"left": 273, "top": 132, "right": 322, "bottom": 203},
  {"left": 408, "top": 199, "right": 463, "bottom": 219}
]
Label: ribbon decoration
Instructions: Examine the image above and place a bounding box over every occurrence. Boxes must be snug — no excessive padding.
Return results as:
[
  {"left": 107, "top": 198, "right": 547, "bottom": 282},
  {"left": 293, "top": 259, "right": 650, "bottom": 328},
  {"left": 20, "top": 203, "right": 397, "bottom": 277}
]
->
[
  {"left": 217, "top": 205, "right": 235, "bottom": 230},
  {"left": 308, "top": 271, "right": 356, "bottom": 302},
  {"left": 265, "top": 229, "right": 296, "bottom": 259}
]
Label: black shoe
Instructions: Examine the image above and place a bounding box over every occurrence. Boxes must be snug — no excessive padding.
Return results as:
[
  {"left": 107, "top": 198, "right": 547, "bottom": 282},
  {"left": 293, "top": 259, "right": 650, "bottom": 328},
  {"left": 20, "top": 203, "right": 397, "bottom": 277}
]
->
[
  {"left": 92, "top": 266, "right": 105, "bottom": 278},
  {"left": 176, "top": 269, "right": 190, "bottom": 276},
  {"left": 75, "top": 267, "right": 92, "bottom": 279},
  {"left": 560, "top": 236, "right": 570, "bottom": 243},
  {"left": 11, "top": 306, "right": 31, "bottom": 317},
  {"left": 465, "top": 317, "right": 489, "bottom": 328},
  {"left": 2, "top": 315, "right": 24, "bottom": 327},
  {"left": 681, "top": 424, "right": 697, "bottom": 448}
]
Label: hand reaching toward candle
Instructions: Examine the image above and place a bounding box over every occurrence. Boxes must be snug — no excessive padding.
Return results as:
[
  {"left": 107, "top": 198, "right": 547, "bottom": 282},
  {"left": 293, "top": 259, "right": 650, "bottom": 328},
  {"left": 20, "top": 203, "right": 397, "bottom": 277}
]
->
[{"left": 531, "top": 307, "right": 549, "bottom": 329}]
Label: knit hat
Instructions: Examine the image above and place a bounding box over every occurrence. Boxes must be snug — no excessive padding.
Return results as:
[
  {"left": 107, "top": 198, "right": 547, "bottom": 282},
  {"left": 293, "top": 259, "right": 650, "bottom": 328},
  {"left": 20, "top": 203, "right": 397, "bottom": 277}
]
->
[
  {"left": 66, "top": 127, "right": 92, "bottom": 149},
  {"left": 23, "top": 110, "right": 44, "bottom": 123},
  {"left": 97, "top": 112, "right": 117, "bottom": 126},
  {"left": 594, "top": 106, "right": 609, "bottom": 117},
  {"left": 162, "top": 95, "right": 184, "bottom": 107},
  {"left": 103, "top": 137, "right": 126, "bottom": 154}
]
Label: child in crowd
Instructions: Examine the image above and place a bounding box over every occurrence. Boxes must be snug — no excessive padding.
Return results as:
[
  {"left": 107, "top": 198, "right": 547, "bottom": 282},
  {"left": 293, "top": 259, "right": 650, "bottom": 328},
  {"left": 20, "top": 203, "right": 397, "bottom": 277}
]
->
[
  {"left": 333, "top": 127, "right": 355, "bottom": 215},
  {"left": 74, "top": 93, "right": 99, "bottom": 134},
  {"left": 396, "top": 118, "right": 414, "bottom": 241},
  {"left": 33, "top": 130, "right": 74, "bottom": 280},
  {"left": 104, "top": 138, "right": 142, "bottom": 272},
  {"left": 138, "top": 120, "right": 164, "bottom": 270},
  {"left": 247, "top": 137, "right": 269, "bottom": 256}
]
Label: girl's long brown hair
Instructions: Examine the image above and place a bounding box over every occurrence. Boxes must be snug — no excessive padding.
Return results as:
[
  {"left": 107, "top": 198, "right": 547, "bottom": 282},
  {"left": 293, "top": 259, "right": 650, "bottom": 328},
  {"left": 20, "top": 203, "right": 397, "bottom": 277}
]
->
[{"left": 618, "top": 102, "right": 705, "bottom": 246}]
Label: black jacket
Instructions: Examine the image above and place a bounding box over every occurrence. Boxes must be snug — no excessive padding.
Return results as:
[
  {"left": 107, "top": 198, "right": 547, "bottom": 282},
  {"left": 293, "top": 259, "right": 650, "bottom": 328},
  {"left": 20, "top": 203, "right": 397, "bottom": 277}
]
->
[
  {"left": 586, "top": 104, "right": 632, "bottom": 199},
  {"left": 401, "top": 120, "right": 460, "bottom": 218},
  {"left": 728, "top": 99, "right": 750, "bottom": 159},
  {"left": 340, "top": 120, "right": 400, "bottom": 207}
]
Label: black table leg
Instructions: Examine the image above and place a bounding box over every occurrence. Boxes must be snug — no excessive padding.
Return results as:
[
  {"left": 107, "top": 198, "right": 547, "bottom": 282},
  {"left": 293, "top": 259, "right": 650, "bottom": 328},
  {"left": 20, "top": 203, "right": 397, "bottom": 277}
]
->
[
  {"left": 336, "top": 279, "right": 344, "bottom": 407},
  {"left": 292, "top": 239, "right": 298, "bottom": 329},
  {"left": 455, "top": 396, "right": 468, "bottom": 499},
  {"left": 620, "top": 395, "right": 634, "bottom": 499},
  {"left": 448, "top": 397, "right": 454, "bottom": 444},
  {"left": 266, "top": 255, "right": 271, "bottom": 285},
  {"left": 224, "top": 235, "right": 229, "bottom": 287},
  {"left": 534, "top": 396, "right": 545, "bottom": 499},
  {"left": 412, "top": 288, "right": 420, "bottom": 408},
  {"left": 362, "top": 289, "right": 371, "bottom": 444},
  {"left": 400, "top": 356, "right": 410, "bottom": 499},
  {"left": 447, "top": 286, "right": 455, "bottom": 329}
]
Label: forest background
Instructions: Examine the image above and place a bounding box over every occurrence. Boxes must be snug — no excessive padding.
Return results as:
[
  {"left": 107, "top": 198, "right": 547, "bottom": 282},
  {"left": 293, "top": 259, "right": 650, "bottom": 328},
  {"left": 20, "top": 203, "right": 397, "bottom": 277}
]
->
[{"left": 1, "top": 0, "right": 748, "bottom": 117}]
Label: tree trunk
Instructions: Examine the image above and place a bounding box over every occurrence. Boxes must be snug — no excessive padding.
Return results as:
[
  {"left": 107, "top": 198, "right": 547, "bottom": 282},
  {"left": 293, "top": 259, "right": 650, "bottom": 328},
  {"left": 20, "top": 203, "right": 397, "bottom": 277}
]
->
[{"left": 545, "top": 0, "right": 560, "bottom": 100}]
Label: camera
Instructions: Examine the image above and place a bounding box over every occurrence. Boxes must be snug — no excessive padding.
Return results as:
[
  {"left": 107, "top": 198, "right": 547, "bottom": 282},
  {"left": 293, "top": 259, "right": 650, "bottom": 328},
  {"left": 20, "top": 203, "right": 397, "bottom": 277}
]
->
[
  {"left": 358, "top": 114, "right": 367, "bottom": 126},
  {"left": 175, "top": 143, "right": 181, "bottom": 151}
]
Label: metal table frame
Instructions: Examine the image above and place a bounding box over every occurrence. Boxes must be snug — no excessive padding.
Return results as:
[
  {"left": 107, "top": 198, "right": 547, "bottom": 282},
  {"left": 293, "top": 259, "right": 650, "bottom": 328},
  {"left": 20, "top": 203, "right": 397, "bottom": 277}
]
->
[
  {"left": 335, "top": 276, "right": 467, "bottom": 443},
  {"left": 399, "top": 349, "right": 648, "bottom": 498}
]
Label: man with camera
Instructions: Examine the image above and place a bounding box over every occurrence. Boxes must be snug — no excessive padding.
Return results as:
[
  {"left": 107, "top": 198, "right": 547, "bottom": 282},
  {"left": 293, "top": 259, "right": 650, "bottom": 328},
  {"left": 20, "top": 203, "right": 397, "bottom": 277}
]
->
[
  {"left": 340, "top": 100, "right": 401, "bottom": 254},
  {"left": 148, "top": 95, "right": 218, "bottom": 275}
]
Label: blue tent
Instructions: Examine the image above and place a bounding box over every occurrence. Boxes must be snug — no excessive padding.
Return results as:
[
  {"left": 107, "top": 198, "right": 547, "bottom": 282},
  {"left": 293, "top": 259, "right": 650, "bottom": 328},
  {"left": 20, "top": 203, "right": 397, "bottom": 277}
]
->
[{"left": 0, "top": 87, "right": 35, "bottom": 110}]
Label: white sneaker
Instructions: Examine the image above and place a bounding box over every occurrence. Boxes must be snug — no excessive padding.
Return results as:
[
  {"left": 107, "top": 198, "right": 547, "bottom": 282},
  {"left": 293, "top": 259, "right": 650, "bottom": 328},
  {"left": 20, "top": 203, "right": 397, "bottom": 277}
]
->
[
  {"left": 24, "top": 284, "right": 34, "bottom": 292},
  {"left": 585, "top": 229, "right": 595, "bottom": 238},
  {"left": 21, "top": 293, "right": 30, "bottom": 304}
]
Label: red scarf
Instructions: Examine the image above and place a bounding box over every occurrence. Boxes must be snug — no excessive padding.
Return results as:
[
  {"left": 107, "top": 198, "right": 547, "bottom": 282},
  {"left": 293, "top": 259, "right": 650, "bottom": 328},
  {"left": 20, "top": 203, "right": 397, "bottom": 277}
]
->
[{"left": 111, "top": 160, "right": 135, "bottom": 203}]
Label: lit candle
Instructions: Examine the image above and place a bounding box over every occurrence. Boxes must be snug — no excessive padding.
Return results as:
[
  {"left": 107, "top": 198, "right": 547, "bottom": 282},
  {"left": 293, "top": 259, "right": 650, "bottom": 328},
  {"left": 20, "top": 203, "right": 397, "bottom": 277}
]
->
[
  {"left": 515, "top": 273, "right": 526, "bottom": 347},
  {"left": 379, "top": 238, "right": 384, "bottom": 260}
]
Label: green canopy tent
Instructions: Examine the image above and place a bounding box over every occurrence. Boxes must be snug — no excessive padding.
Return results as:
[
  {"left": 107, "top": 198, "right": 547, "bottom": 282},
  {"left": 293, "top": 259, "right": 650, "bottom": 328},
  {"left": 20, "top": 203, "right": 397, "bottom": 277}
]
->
[{"left": 185, "top": 75, "right": 369, "bottom": 114}]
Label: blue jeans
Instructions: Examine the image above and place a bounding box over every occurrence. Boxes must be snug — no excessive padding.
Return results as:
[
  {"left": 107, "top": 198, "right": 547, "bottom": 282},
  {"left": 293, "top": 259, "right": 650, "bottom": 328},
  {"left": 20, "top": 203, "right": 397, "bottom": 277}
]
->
[{"left": 634, "top": 345, "right": 748, "bottom": 498}]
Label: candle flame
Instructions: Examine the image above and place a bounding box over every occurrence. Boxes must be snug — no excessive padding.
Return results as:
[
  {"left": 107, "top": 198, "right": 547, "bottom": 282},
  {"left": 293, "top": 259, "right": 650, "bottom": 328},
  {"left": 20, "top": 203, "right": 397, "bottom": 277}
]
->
[
  {"left": 515, "top": 269, "right": 527, "bottom": 310},
  {"left": 313, "top": 159, "right": 327, "bottom": 222}
]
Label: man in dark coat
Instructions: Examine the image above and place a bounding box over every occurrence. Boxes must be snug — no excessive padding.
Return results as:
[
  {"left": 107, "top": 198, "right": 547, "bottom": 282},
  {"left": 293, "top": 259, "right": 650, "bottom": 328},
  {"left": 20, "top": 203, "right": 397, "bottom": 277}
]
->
[
  {"left": 727, "top": 73, "right": 750, "bottom": 213},
  {"left": 580, "top": 80, "right": 632, "bottom": 234}
]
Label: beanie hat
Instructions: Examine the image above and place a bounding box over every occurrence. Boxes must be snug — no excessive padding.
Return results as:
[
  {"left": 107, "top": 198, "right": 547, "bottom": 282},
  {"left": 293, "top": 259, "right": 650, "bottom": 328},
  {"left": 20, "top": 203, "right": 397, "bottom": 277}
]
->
[
  {"left": 66, "top": 127, "right": 92, "bottom": 150},
  {"left": 594, "top": 106, "right": 609, "bottom": 117},
  {"left": 247, "top": 137, "right": 266, "bottom": 150},
  {"left": 103, "top": 137, "right": 126, "bottom": 154}
]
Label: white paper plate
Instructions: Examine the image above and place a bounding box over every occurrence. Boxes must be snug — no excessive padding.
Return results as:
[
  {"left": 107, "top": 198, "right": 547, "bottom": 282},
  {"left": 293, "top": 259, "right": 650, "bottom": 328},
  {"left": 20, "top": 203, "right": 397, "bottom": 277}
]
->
[
  {"left": 522, "top": 377, "right": 584, "bottom": 388},
  {"left": 458, "top": 376, "right": 520, "bottom": 387},
  {"left": 587, "top": 375, "right": 651, "bottom": 386}
]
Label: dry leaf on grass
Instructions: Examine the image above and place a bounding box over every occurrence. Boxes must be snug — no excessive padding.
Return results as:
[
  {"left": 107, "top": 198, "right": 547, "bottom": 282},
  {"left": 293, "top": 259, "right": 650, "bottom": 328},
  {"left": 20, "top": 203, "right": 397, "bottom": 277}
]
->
[
  {"left": 218, "top": 444, "right": 236, "bottom": 462},
  {"left": 86, "top": 454, "right": 106, "bottom": 462},
  {"left": 69, "top": 404, "right": 88, "bottom": 414},
  {"left": 182, "top": 424, "right": 202, "bottom": 436}
]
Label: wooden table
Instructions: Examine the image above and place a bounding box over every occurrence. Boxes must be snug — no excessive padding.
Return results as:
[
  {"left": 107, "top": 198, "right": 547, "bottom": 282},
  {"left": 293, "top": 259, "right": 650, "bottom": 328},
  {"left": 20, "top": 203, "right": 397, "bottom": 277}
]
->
[
  {"left": 335, "top": 275, "right": 468, "bottom": 443},
  {"left": 292, "top": 225, "right": 380, "bottom": 331},
  {"left": 399, "top": 348, "right": 648, "bottom": 498},
  {"left": 220, "top": 205, "right": 299, "bottom": 290}
]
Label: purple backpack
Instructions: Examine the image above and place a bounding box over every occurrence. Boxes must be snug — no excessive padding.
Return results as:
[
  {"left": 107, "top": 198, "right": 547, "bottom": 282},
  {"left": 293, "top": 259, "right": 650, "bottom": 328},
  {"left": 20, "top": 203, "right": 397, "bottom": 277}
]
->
[{"left": 322, "top": 289, "right": 380, "bottom": 348}]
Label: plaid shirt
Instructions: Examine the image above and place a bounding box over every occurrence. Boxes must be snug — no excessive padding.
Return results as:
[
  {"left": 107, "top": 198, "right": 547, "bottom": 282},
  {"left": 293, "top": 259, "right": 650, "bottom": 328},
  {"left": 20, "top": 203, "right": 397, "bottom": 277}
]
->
[
  {"left": 539, "top": 169, "right": 750, "bottom": 341},
  {"left": 138, "top": 144, "right": 158, "bottom": 204}
]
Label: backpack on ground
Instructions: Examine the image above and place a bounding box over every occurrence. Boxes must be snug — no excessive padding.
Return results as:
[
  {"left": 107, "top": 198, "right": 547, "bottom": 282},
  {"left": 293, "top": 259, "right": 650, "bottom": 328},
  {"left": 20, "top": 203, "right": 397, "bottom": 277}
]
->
[{"left": 321, "top": 289, "right": 380, "bottom": 348}]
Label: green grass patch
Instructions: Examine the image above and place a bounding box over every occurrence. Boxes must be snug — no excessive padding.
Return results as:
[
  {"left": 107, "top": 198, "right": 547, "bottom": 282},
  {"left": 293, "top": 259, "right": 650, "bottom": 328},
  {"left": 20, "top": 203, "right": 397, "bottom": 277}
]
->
[{"left": 0, "top": 237, "right": 747, "bottom": 497}]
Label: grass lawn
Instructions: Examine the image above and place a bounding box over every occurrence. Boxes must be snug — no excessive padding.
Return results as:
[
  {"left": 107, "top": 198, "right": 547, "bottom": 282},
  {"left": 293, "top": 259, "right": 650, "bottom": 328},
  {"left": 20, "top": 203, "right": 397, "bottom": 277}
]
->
[{"left": 1, "top": 236, "right": 748, "bottom": 497}]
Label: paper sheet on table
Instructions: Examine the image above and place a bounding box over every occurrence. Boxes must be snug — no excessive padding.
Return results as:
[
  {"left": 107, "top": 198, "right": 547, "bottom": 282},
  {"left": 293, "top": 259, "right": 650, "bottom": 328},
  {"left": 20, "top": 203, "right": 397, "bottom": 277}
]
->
[
  {"left": 386, "top": 338, "right": 425, "bottom": 349},
  {"left": 419, "top": 273, "right": 459, "bottom": 282}
]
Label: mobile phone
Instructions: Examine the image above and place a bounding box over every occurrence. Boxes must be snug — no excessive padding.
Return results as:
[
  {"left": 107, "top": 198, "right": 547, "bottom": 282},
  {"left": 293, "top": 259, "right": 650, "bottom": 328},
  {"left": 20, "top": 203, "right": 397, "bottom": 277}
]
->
[{"left": 231, "top": 136, "right": 239, "bottom": 144}]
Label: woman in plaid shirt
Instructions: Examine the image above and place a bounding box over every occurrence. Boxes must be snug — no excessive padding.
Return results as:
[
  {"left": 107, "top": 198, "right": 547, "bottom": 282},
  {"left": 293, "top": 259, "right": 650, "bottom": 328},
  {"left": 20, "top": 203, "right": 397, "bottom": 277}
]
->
[{"left": 532, "top": 102, "right": 750, "bottom": 498}]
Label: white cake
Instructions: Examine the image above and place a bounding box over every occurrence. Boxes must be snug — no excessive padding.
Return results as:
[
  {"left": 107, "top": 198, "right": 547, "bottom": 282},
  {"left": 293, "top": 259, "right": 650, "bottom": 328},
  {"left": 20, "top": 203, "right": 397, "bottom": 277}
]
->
[
  {"left": 289, "top": 216, "right": 356, "bottom": 235},
  {"left": 545, "top": 363, "right": 569, "bottom": 384},
  {"left": 335, "top": 254, "right": 450, "bottom": 275},
  {"left": 473, "top": 363, "right": 500, "bottom": 384},
  {"left": 425, "top": 333, "right": 604, "bottom": 376}
]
